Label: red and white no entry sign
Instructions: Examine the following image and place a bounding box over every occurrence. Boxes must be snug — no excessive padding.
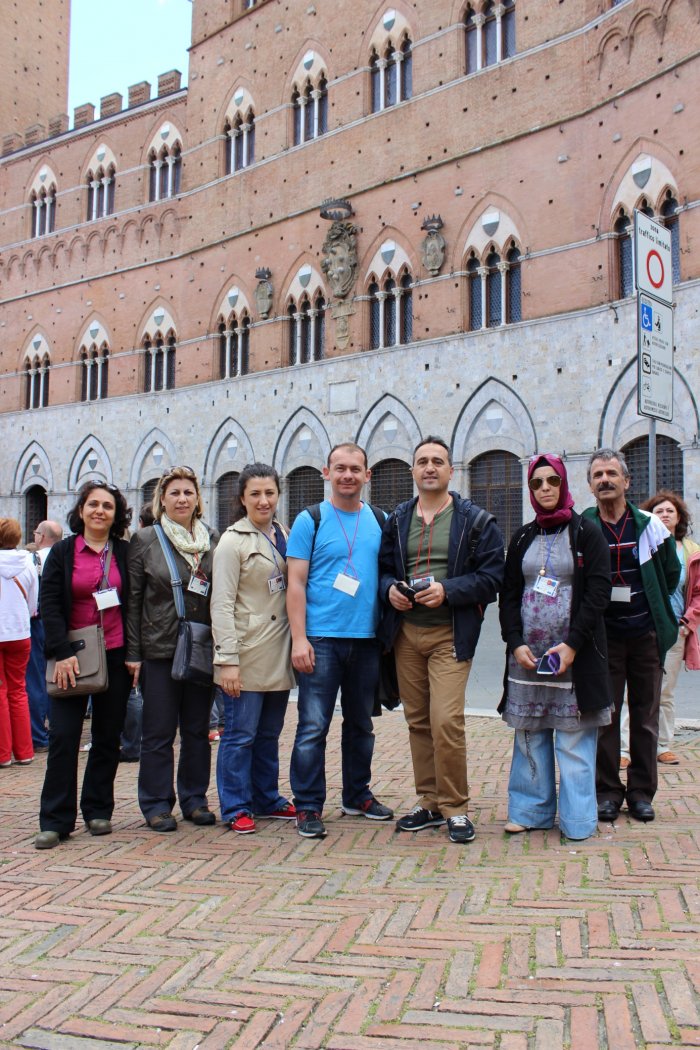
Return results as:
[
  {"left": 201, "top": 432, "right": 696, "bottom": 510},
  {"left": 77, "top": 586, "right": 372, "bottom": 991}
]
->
[{"left": 646, "top": 249, "right": 664, "bottom": 289}]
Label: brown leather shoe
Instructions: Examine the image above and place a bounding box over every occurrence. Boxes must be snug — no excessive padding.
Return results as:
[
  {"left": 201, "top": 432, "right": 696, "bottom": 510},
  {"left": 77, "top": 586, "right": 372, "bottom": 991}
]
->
[{"left": 658, "top": 751, "right": 680, "bottom": 765}]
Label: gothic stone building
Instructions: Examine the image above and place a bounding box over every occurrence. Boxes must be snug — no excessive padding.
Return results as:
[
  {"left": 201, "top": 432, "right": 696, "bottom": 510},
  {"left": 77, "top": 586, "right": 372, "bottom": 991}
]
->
[{"left": 1, "top": 0, "right": 699, "bottom": 538}]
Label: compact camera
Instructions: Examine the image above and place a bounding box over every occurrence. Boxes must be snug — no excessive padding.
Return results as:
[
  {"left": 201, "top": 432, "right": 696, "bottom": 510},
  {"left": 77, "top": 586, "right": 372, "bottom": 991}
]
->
[{"left": 395, "top": 579, "right": 431, "bottom": 604}]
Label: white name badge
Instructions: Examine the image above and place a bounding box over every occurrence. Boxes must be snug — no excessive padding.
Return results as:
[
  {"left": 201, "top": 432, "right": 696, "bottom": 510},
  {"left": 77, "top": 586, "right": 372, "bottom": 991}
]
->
[
  {"left": 188, "top": 575, "right": 210, "bottom": 597},
  {"left": 93, "top": 587, "right": 121, "bottom": 611},
  {"left": 333, "top": 572, "right": 360, "bottom": 597},
  {"left": 610, "top": 586, "right": 632, "bottom": 603},
  {"left": 533, "top": 575, "right": 559, "bottom": 598},
  {"left": 268, "top": 574, "right": 286, "bottom": 595}
]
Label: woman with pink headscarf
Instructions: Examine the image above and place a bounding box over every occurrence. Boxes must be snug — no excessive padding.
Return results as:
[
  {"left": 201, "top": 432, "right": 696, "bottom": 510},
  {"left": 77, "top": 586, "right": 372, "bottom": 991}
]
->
[{"left": 498, "top": 455, "right": 612, "bottom": 840}]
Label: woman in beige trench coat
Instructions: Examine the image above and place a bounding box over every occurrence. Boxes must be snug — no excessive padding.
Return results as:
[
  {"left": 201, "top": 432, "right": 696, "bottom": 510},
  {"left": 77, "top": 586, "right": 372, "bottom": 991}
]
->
[{"left": 210, "top": 463, "right": 295, "bottom": 834}]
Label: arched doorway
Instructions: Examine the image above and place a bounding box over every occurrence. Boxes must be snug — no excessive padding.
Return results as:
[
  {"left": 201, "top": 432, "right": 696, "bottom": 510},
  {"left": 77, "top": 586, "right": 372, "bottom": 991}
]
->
[
  {"left": 370, "top": 458, "right": 413, "bottom": 512},
  {"left": 621, "top": 436, "right": 683, "bottom": 505},
  {"left": 25, "top": 485, "right": 47, "bottom": 543},
  {"left": 216, "top": 471, "right": 240, "bottom": 533},
  {"left": 286, "top": 466, "right": 324, "bottom": 526},
  {"left": 469, "top": 450, "right": 522, "bottom": 542}
]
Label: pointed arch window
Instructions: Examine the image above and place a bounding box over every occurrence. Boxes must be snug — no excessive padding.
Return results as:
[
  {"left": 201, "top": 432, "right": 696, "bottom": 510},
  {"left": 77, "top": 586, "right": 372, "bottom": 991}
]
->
[
  {"left": 292, "top": 77, "right": 328, "bottom": 145},
  {"left": 368, "top": 270, "right": 413, "bottom": 349},
  {"left": 486, "top": 251, "right": 502, "bottom": 327},
  {"left": 466, "top": 245, "right": 521, "bottom": 329},
  {"left": 80, "top": 343, "right": 109, "bottom": 401},
  {"left": 86, "top": 165, "right": 115, "bottom": 221},
  {"left": 225, "top": 112, "right": 255, "bottom": 174},
  {"left": 143, "top": 331, "right": 176, "bottom": 392},
  {"left": 506, "top": 244, "right": 522, "bottom": 323},
  {"left": 30, "top": 185, "right": 56, "bottom": 238},
  {"left": 218, "top": 312, "right": 250, "bottom": 378},
  {"left": 288, "top": 292, "right": 326, "bottom": 365},
  {"left": 217, "top": 472, "right": 240, "bottom": 533},
  {"left": 25, "top": 353, "right": 50, "bottom": 409},
  {"left": 660, "top": 193, "right": 681, "bottom": 284},
  {"left": 614, "top": 211, "right": 634, "bottom": 299},
  {"left": 149, "top": 143, "right": 182, "bottom": 202},
  {"left": 467, "top": 255, "right": 482, "bottom": 331},
  {"left": 370, "top": 36, "right": 413, "bottom": 113}
]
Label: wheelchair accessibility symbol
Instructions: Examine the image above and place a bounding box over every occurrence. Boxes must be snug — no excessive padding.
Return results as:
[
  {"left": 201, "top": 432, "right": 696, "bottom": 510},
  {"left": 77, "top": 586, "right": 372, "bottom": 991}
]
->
[{"left": 641, "top": 303, "right": 653, "bottom": 331}]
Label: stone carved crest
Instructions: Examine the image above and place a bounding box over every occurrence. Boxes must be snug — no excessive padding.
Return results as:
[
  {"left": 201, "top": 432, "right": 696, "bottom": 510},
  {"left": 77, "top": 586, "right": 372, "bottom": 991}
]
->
[
  {"left": 321, "top": 221, "right": 358, "bottom": 300},
  {"left": 254, "top": 267, "right": 273, "bottom": 319},
  {"left": 420, "top": 215, "right": 446, "bottom": 276}
]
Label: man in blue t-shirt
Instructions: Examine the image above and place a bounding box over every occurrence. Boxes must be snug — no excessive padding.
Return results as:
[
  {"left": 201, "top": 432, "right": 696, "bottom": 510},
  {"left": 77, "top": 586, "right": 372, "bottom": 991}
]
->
[{"left": 286, "top": 442, "right": 394, "bottom": 838}]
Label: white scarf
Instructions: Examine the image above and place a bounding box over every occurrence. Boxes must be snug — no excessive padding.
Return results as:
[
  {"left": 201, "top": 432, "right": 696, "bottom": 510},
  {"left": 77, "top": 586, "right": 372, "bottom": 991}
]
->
[{"left": 160, "top": 514, "right": 210, "bottom": 572}]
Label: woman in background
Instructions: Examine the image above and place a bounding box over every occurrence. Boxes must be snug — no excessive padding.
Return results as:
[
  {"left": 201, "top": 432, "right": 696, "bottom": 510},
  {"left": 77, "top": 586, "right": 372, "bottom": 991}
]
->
[{"left": 0, "top": 518, "right": 38, "bottom": 768}]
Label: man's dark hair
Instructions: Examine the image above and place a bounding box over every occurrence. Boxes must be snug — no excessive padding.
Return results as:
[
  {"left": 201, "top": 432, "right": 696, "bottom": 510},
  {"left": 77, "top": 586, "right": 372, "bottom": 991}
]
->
[
  {"left": 138, "top": 504, "right": 155, "bottom": 528},
  {"left": 413, "top": 436, "right": 453, "bottom": 466},
  {"left": 327, "top": 443, "right": 368, "bottom": 469}
]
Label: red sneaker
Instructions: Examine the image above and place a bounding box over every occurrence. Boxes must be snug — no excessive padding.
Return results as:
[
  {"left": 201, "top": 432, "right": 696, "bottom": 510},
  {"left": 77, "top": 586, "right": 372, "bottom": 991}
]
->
[{"left": 230, "top": 813, "right": 255, "bottom": 834}]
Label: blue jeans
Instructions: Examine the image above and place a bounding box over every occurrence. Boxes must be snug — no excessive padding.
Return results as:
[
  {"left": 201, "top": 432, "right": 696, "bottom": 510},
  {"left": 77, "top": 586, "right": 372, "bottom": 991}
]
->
[
  {"left": 217, "top": 689, "right": 290, "bottom": 821},
  {"left": 290, "top": 637, "right": 380, "bottom": 814},
  {"left": 508, "top": 726, "right": 599, "bottom": 840},
  {"left": 26, "top": 618, "right": 50, "bottom": 748}
]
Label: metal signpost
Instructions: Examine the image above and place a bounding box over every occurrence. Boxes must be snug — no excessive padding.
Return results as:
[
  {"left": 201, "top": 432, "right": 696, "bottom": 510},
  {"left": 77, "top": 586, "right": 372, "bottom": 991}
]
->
[{"left": 634, "top": 210, "right": 674, "bottom": 493}]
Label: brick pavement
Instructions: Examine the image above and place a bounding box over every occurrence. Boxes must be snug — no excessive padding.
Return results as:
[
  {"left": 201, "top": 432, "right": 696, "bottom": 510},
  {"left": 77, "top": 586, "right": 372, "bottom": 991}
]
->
[{"left": 1, "top": 711, "right": 699, "bottom": 1049}]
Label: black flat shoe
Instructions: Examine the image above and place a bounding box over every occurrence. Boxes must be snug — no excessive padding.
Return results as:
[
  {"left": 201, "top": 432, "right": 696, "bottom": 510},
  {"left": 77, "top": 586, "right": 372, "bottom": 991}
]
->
[
  {"left": 628, "top": 800, "right": 655, "bottom": 822},
  {"left": 184, "top": 807, "right": 216, "bottom": 826},
  {"left": 86, "top": 818, "right": 112, "bottom": 836},
  {"left": 148, "top": 812, "right": 177, "bottom": 832},
  {"left": 597, "top": 800, "right": 621, "bottom": 822},
  {"left": 35, "top": 830, "right": 69, "bottom": 850}
]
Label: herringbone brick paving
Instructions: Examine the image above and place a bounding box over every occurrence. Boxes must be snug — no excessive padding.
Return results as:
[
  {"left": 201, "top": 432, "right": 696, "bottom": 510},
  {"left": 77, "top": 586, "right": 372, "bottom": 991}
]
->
[{"left": 1, "top": 712, "right": 699, "bottom": 1049}]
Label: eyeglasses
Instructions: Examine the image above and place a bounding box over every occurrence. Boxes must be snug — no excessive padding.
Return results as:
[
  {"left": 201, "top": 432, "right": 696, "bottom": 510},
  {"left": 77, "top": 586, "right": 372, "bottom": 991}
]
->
[
  {"left": 163, "top": 465, "right": 195, "bottom": 477},
  {"left": 528, "top": 475, "right": 562, "bottom": 491}
]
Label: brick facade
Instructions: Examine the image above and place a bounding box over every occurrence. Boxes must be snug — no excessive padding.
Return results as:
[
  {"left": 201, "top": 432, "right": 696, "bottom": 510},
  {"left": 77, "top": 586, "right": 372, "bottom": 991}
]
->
[{"left": 1, "top": 0, "right": 699, "bottom": 535}]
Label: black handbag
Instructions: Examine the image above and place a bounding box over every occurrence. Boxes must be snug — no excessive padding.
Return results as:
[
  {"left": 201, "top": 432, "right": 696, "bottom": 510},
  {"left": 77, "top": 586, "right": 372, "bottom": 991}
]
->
[
  {"left": 172, "top": 619, "right": 214, "bottom": 687},
  {"left": 154, "top": 524, "right": 214, "bottom": 687}
]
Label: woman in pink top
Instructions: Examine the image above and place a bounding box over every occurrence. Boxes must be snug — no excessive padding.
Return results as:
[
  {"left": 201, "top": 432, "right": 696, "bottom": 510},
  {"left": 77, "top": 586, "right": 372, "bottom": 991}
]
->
[
  {"left": 35, "top": 482, "right": 133, "bottom": 850},
  {"left": 0, "top": 518, "right": 39, "bottom": 767}
]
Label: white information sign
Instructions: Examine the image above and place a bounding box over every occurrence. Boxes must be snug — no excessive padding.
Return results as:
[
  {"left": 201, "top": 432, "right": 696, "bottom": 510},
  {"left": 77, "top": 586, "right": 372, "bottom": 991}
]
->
[
  {"left": 637, "top": 293, "right": 673, "bottom": 422},
  {"left": 634, "top": 210, "right": 672, "bottom": 305}
]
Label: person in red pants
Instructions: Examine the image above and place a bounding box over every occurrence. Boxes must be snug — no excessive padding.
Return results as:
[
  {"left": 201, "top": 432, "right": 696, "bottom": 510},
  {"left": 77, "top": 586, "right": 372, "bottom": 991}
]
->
[{"left": 0, "top": 518, "right": 39, "bottom": 767}]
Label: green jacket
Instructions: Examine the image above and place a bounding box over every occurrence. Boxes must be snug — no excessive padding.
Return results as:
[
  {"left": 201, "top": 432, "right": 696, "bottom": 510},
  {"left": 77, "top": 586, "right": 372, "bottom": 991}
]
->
[{"left": 582, "top": 501, "right": 681, "bottom": 661}]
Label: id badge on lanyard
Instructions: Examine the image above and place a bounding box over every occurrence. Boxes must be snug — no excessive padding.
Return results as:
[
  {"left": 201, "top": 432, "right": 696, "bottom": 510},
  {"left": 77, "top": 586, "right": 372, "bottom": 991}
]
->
[
  {"left": 93, "top": 587, "right": 120, "bottom": 610},
  {"left": 268, "top": 574, "right": 286, "bottom": 594},
  {"left": 188, "top": 574, "right": 210, "bottom": 597},
  {"left": 533, "top": 575, "right": 559, "bottom": 598},
  {"left": 333, "top": 572, "right": 360, "bottom": 597}
]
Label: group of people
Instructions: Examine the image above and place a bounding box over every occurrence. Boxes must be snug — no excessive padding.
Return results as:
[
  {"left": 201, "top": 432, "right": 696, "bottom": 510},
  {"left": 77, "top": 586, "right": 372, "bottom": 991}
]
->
[{"left": 0, "top": 438, "right": 696, "bottom": 852}]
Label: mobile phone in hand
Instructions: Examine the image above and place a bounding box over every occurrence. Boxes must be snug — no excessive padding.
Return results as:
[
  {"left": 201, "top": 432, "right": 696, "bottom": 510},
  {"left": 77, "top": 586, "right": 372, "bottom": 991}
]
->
[{"left": 536, "top": 651, "right": 560, "bottom": 675}]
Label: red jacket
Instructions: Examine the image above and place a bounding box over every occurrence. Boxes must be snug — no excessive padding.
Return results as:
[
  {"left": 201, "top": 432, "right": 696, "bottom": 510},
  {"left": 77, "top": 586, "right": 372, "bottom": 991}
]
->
[{"left": 682, "top": 549, "right": 700, "bottom": 670}]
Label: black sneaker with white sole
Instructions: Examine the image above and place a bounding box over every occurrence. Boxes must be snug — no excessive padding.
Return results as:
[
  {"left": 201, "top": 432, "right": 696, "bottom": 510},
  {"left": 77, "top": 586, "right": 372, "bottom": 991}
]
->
[
  {"left": 341, "top": 796, "right": 394, "bottom": 820},
  {"left": 395, "top": 805, "right": 446, "bottom": 831},
  {"left": 446, "top": 814, "right": 475, "bottom": 843},
  {"left": 296, "top": 810, "right": 327, "bottom": 838}
]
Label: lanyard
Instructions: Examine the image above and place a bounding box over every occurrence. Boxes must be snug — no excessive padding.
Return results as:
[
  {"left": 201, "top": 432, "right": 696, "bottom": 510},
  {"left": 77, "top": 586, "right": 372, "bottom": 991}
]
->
[
  {"left": 97, "top": 542, "right": 112, "bottom": 590},
  {"left": 538, "top": 527, "right": 564, "bottom": 577},
  {"left": 413, "top": 496, "right": 450, "bottom": 576},
  {"left": 330, "top": 500, "right": 362, "bottom": 578},
  {"left": 253, "top": 522, "right": 286, "bottom": 578},
  {"left": 602, "top": 510, "right": 631, "bottom": 586}
]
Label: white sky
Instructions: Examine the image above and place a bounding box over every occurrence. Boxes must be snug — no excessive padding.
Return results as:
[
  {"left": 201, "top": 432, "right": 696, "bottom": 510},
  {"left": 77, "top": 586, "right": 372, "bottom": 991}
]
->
[{"left": 68, "top": 0, "right": 192, "bottom": 114}]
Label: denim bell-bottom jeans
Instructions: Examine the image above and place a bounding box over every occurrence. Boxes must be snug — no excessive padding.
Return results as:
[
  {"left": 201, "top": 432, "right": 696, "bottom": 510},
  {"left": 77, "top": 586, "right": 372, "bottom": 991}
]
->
[
  {"left": 216, "top": 689, "right": 290, "bottom": 821},
  {"left": 290, "top": 637, "right": 379, "bottom": 815},
  {"left": 508, "top": 725, "right": 599, "bottom": 839}
]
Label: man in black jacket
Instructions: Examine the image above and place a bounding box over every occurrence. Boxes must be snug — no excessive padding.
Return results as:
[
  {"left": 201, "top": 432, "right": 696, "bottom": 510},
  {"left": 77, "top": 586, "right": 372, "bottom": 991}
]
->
[{"left": 378, "top": 437, "right": 504, "bottom": 843}]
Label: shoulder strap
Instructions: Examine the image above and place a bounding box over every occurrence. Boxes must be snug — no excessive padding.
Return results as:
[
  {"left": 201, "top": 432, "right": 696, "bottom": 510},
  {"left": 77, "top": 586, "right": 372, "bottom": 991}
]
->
[
  {"left": 13, "top": 577, "right": 28, "bottom": 602},
  {"left": 154, "top": 523, "right": 186, "bottom": 619},
  {"left": 464, "top": 507, "right": 495, "bottom": 570},
  {"left": 306, "top": 501, "right": 385, "bottom": 559}
]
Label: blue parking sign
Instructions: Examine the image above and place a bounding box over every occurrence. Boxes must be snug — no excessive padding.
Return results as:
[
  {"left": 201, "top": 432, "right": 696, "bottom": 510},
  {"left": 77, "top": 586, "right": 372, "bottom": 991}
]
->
[{"left": 641, "top": 302, "right": 653, "bottom": 330}]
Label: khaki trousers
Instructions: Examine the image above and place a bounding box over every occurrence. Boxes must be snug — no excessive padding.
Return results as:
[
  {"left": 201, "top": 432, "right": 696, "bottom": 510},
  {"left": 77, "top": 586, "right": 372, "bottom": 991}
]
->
[{"left": 394, "top": 621, "right": 472, "bottom": 817}]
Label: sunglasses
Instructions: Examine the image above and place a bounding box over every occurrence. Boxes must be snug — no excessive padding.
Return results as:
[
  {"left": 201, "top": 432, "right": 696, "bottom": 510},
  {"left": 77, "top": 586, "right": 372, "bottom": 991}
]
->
[
  {"left": 528, "top": 474, "right": 562, "bottom": 491},
  {"left": 162, "top": 465, "right": 196, "bottom": 478}
]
